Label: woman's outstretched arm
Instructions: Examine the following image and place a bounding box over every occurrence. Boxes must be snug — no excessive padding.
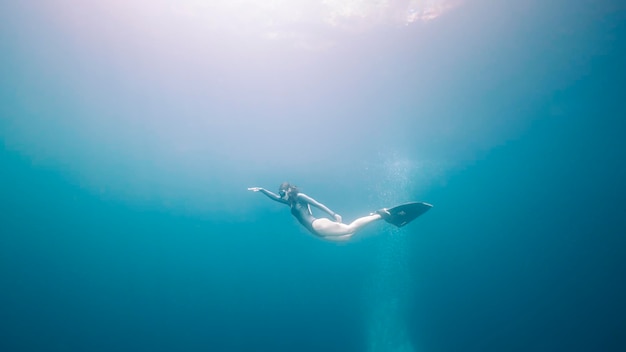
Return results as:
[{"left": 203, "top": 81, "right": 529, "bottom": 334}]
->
[{"left": 248, "top": 187, "right": 288, "bottom": 204}]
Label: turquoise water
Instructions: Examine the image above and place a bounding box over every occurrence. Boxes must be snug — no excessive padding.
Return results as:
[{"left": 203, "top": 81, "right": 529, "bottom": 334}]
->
[{"left": 2, "top": 1, "right": 625, "bottom": 351}]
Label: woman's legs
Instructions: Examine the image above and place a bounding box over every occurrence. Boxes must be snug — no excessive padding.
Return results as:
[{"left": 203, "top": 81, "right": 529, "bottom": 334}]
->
[{"left": 312, "top": 214, "right": 382, "bottom": 240}]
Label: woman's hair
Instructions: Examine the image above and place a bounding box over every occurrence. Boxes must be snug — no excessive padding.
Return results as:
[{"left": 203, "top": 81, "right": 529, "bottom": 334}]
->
[{"left": 279, "top": 182, "right": 299, "bottom": 195}]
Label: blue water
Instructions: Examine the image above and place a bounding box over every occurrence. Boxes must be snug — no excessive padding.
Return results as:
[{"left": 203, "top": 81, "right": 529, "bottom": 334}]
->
[{"left": 2, "top": 1, "right": 625, "bottom": 351}]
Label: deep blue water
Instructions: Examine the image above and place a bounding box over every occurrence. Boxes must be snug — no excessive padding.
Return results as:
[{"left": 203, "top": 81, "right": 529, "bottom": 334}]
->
[{"left": 2, "top": 1, "right": 626, "bottom": 351}]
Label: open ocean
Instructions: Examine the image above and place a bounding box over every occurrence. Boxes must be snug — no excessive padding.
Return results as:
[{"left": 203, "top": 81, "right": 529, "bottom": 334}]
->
[{"left": 1, "top": 1, "right": 625, "bottom": 351}]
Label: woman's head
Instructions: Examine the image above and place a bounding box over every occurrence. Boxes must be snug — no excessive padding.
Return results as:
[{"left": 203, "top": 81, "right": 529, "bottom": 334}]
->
[{"left": 278, "top": 182, "right": 299, "bottom": 200}]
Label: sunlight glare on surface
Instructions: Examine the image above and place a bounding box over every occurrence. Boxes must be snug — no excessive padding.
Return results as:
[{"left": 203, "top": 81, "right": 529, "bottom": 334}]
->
[{"left": 169, "top": 0, "right": 462, "bottom": 43}]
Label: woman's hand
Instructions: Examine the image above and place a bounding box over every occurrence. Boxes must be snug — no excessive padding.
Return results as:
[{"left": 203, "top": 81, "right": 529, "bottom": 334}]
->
[
  {"left": 248, "top": 187, "right": 262, "bottom": 192},
  {"left": 334, "top": 214, "right": 343, "bottom": 223}
]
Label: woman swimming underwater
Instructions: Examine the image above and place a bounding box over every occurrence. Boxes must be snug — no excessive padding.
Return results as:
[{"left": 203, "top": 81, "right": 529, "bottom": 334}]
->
[{"left": 248, "top": 182, "right": 394, "bottom": 241}]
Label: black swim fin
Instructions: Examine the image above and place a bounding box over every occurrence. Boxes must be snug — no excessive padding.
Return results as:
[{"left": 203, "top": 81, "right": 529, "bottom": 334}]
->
[{"left": 380, "top": 202, "right": 432, "bottom": 227}]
